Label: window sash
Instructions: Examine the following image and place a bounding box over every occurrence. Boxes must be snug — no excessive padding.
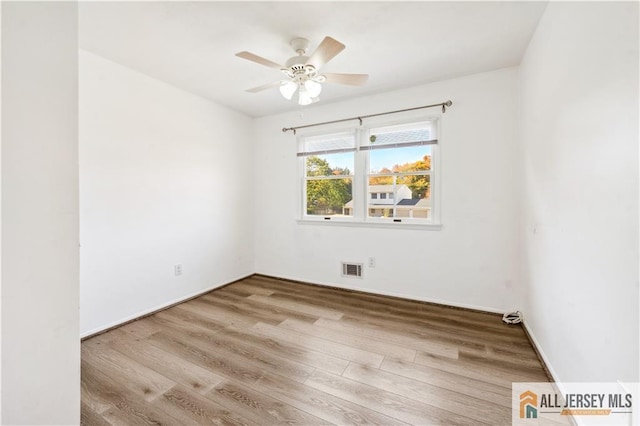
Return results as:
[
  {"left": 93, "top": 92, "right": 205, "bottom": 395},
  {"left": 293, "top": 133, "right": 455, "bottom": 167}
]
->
[
  {"left": 304, "top": 176, "right": 354, "bottom": 218},
  {"left": 365, "top": 168, "right": 432, "bottom": 222}
]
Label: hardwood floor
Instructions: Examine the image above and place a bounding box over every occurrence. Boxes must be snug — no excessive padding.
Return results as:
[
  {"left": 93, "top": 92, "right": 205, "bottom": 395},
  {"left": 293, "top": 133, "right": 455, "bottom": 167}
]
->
[{"left": 81, "top": 275, "right": 551, "bottom": 425}]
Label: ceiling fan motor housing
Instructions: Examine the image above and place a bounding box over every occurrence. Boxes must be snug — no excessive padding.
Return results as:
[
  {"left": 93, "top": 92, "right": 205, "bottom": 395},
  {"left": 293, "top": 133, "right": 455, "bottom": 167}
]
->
[
  {"left": 285, "top": 55, "right": 309, "bottom": 70},
  {"left": 282, "top": 56, "right": 319, "bottom": 83}
]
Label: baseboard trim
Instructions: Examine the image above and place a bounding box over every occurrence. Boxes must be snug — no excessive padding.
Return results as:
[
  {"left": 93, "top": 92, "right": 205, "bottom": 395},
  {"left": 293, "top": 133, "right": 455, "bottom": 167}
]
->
[
  {"left": 522, "top": 320, "right": 555, "bottom": 382},
  {"left": 521, "top": 318, "right": 558, "bottom": 383},
  {"left": 80, "top": 273, "right": 253, "bottom": 340},
  {"left": 252, "top": 273, "right": 505, "bottom": 317},
  {"left": 522, "top": 319, "right": 579, "bottom": 426}
]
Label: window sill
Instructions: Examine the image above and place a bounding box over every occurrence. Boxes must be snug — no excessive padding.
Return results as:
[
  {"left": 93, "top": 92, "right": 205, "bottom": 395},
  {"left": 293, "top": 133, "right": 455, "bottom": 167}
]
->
[{"left": 296, "top": 218, "right": 443, "bottom": 231}]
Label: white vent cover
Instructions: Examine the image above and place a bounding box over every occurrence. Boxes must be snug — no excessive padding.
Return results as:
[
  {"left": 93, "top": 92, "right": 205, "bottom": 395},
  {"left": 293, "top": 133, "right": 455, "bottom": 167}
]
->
[{"left": 341, "top": 262, "right": 363, "bottom": 278}]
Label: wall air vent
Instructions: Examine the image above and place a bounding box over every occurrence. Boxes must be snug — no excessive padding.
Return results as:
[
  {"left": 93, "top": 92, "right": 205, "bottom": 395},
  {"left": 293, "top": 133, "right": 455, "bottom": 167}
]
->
[{"left": 341, "top": 262, "right": 363, "bottom": 278}]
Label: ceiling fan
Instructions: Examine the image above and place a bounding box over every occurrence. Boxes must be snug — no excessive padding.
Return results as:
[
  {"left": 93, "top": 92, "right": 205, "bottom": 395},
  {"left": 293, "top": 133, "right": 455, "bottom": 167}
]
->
[{"left": 236, "top": 36, "right": 369, "bottom": 106}]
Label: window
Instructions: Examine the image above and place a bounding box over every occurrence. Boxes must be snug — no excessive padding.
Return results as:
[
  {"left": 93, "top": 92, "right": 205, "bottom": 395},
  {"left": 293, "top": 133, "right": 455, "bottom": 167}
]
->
[
  {"left": 298, "top": 118, "right": 439, "bottom": 226},
  {"left": 365, "top": 121, "right": 436, "bottom": 221},
  {"left": 298, "top": 132, "right": 355, "bottom": 218}
]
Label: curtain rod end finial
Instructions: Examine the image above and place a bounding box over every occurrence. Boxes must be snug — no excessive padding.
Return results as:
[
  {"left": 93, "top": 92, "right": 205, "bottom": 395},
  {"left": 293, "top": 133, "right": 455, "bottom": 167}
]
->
[{"left": 445, "top": 100, "right": 452, "bottom": 107}]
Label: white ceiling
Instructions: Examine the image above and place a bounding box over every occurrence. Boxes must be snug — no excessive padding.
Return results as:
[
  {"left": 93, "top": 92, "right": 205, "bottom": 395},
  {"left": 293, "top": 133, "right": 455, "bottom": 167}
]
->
[{"left": 79, "top": 1, "right": 547, "bottom": 118}]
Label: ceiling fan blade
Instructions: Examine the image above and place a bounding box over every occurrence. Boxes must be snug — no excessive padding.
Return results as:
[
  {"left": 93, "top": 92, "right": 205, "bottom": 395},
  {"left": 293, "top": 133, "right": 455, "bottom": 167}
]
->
[
  {"left": 245, "top": 81, "right": 282, "bottom": 93},
  {"left": 236, "top": 51, "right": 284, "bottom": 70},
  {"left": 306, "top": 37, "right": 345, "bottom": 69},
  {"left": 322, "top": 73, "right": 369, "bottom": 86}
]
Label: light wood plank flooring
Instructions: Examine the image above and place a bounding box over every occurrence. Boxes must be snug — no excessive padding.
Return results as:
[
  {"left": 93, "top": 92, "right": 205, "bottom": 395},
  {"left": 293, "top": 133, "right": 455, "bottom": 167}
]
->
[{"left": 81, "top": 275, "right": 550, "bottom": 425}]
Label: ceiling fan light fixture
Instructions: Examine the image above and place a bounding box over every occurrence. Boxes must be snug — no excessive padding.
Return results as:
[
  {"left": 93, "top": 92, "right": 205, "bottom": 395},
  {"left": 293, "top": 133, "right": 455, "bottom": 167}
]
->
[
  {"left": 279, "top": 80, "right": 298, "bottom": 100},
  {"left": 304, "top": 80, "right": 322, "bottom": 98},
  {"left": 298, "top": 87, "right": 314, "bottom": 106}
]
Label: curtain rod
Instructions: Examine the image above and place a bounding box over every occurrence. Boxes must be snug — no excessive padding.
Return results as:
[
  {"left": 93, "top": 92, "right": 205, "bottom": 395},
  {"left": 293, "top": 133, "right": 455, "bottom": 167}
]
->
[{"left": 282, "top": 100, "right": 452, "bottom": 134}]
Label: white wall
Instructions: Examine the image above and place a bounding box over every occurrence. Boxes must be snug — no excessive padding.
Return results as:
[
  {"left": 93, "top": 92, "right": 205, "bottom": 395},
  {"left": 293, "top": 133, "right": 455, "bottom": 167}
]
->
[
  {"left": 79, "top": 50, "right": 254, "bottom": 336},
  {"left": 253, "top": 68, "right": 520, "bottom": 312},
  {"left": 519, "top": 2, "right": 639, "bottom": 382},
  {"left": 2, "top": 2, "right": 80, "bottom": 424}
]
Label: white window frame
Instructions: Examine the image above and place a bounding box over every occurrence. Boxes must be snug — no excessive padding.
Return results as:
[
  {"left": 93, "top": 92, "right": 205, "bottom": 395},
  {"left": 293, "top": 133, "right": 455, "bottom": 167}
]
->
[
  {"left": 298, "top": 128, "right": 358, "bottom": 224},
  {"left": 297, "top": 116, "right": 442, "bottom": 230},
  {"left": 363, "top": 119, "right": 440, "bottom": 226}
]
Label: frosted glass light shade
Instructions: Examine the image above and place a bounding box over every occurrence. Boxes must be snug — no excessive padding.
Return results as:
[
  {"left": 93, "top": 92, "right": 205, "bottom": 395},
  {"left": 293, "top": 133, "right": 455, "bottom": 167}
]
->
[
  {"left": 279, "top": 81, "right": 298, "bottom": 100},
  {"left": 298, "top": 87, "right": 313, "bottom": 106},
  {"left": 304, "top": 80, "right": 322, "bottom": 98}
]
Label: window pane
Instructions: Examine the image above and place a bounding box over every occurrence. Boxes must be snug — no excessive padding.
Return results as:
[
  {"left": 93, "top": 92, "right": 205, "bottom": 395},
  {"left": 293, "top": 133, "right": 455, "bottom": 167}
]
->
[
  {"left": 367, "top": 175, "right": 431, "bottom": 219},
  {"left": 369, "top": 145, "right": 431, "bottom": 174},
  {"left": 368, "top": 121, "right": 437, "bottom": 148},
  {"left": 306, "top": 178, "right": 353, "bottom": 217},
  {"left": 300, "top": 132, "right": 355, "bottom": 155},
  {"left": 306, "top": 153, "right": 354, "bottom": 177}
]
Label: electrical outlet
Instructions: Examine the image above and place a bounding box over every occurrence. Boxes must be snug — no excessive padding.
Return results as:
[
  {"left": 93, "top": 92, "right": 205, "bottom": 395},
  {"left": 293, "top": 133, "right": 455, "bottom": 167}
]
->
[
  {"left": 368, "top": 257, "right": 376, "bottom": 268},
  {"left": 174, "top": 264, "right": 183, "bottom": 276}
]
